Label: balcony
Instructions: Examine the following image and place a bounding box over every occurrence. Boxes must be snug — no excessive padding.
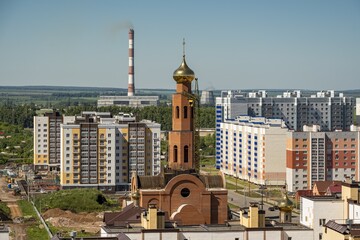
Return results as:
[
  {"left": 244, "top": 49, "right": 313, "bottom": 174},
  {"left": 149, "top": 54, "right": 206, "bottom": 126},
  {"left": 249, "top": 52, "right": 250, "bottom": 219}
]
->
[{"left": 81, "top": 166, "right": 89, "bottom": 171}]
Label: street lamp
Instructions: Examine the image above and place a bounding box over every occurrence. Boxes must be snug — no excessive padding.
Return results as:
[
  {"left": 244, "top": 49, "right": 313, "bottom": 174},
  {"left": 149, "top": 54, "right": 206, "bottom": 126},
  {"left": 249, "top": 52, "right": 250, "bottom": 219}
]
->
[{"left": 259, "top": 183, "right": 267, "bottom": 210}]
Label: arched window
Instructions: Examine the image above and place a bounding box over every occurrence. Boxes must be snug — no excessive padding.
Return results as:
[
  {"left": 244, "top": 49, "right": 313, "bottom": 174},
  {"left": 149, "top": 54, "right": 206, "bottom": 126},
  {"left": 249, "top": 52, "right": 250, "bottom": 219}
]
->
[
  {"left": 184, "top": 106, "right": 188, "bottom": 119},
  {"left": 176, "top": 106, "right": 180, "bottom": 119},
  {"left": 184, "top": 145, "right": 189, "bottom": 163},
  {"left": 174, "top": 145, "right": 178, "bottom": 162}
]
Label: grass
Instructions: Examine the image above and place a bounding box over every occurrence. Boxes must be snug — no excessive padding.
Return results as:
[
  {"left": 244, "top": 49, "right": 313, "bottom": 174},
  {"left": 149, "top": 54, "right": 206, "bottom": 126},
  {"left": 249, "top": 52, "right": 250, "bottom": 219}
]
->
[
  {"left": 47, "top": 223, "right": 97, "bottom": 238},
  {"left": 18, "top": 200, "right": 37, "bottom": 216},
  {"left": 34, "top": 188, "right": 119, "bottom": 213},
  {"left": 226, "top": 182, "right": 245, "bottom": 190},
  {"left": 228, "top": 203, "right": 239, "bottom": 210},
  {"left": 225, "top": 175, "right": 258, "bottom": 190},
  {"left": 26, "top": 225, "right": 49, "bottom": 240},
  {"left": 200, "top": 156, "right": 215, "bottom": 166},
  {"left": 18, "top": 200, "right": 49, "bottom": 240},
  {"left": 0, "top": 202, "right": 11, "bottom": 217}
]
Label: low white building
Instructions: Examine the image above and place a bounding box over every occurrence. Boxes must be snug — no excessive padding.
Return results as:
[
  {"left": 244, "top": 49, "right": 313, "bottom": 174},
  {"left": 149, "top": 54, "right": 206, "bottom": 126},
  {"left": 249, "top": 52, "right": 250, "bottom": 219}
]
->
[
  {"left": 300, "top": 195, "right": 343, "bottom": 240},
  {"left": 100, "top": 222, "right": 312, "bottom": 240}
]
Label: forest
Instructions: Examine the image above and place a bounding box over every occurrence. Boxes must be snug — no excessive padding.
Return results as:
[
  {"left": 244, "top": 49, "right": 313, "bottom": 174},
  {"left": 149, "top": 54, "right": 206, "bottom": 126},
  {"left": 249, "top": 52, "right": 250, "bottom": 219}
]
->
[{"left": 0, "top": 103, "right": 215, "bottom": 131}]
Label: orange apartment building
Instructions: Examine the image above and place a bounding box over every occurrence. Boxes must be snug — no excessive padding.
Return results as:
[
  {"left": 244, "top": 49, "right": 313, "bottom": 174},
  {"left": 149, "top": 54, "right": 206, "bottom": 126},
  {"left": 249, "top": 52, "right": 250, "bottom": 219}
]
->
[{"left": 286, "top": 125, "right": 360, "bottom": 192}]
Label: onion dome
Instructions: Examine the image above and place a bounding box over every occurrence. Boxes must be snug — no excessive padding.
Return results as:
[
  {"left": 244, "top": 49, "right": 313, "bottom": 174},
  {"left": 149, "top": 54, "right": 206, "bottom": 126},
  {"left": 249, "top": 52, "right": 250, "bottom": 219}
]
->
[
  {"left": 278, "top": 193, "right": 294, "bottom": 211},
  {"left": 173, "top": 55, "right": 195, "bottom": 83}
]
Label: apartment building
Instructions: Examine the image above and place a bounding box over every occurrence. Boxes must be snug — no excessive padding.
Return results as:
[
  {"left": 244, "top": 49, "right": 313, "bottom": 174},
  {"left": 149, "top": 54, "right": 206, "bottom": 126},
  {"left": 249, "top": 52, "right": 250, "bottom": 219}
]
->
[
  {"left": 40, "top": 111, "right": 160, "bottom": 192},
  {"left": 286, "top": 125, "right": 360, "bottom": 192},
  {"left": 97, "top": 95, "right": 159, "bottom": 108},
  {"left": 215, "top": 90, "right": 355, "bottom": 170},
  {"left": 218, "top": 116, "right": 288, "bottom": 185},
  {"left": 33, "top": 110, "right": 75, "bottom": 172}
]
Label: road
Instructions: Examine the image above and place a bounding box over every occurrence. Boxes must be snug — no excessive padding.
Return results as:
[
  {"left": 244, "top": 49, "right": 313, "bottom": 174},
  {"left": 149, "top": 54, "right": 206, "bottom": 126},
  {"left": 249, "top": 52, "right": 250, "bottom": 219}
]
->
[
  {"left": 0, "top": 176, "right": 26, "bottom": 240},
  {"left": 227, "top": 189, "right": 299, "bottom": 222}
]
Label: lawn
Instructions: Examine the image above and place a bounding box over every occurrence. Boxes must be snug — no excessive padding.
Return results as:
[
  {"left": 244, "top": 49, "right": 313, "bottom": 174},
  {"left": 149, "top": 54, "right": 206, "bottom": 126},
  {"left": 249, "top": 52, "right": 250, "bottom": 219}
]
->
[
  {"left": 18, "top": 200, "right": 49, "bottom": 240},
  {"left": 34, "top": 188, "right": 119, "bottom": 213}
]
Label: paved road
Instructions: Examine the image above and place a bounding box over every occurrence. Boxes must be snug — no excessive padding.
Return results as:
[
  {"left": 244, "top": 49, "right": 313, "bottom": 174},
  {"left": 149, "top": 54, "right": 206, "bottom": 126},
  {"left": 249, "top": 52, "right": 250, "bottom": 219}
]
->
[{"left": 227, "top": 189, "right": 299, "bottom": 222}]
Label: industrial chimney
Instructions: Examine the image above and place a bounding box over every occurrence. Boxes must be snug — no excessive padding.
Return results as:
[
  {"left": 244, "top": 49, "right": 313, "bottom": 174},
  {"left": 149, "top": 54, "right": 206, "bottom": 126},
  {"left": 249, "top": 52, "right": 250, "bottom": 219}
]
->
[{"left": 128, "top": 29, "right": 135, "bottom": 96}]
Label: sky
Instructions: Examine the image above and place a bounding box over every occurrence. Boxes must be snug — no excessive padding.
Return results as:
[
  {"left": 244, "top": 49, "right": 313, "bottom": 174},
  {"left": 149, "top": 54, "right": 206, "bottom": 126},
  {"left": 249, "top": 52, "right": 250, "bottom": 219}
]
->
[{"left": 0, "top": 0, "right": 359, "bottom": 91}]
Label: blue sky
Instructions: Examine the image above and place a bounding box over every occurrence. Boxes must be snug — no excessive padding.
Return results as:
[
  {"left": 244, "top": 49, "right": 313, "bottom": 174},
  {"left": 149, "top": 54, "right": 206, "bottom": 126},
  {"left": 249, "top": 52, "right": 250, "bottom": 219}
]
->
[{"left": 0, "top": 0, "right": 359, "bottom": 90}]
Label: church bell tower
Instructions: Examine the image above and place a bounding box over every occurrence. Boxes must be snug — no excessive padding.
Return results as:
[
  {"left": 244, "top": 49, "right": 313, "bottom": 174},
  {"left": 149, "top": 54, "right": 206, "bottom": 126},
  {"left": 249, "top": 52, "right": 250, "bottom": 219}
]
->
[{"left": 168, "top": 40, "right": 196, "bottom": 171}]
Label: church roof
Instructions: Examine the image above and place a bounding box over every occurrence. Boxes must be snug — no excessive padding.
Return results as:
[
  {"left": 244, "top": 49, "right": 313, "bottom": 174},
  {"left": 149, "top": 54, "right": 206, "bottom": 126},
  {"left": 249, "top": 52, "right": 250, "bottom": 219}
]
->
[{"left": 136, "top": 170, "right": 225, "bottom": 190}]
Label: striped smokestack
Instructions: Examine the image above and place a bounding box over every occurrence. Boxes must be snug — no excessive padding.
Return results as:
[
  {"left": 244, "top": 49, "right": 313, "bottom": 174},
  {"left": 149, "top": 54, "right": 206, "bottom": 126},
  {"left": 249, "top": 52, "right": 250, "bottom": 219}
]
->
[{"left": 127, "top": 29, "right": 135, "bottom": 96}]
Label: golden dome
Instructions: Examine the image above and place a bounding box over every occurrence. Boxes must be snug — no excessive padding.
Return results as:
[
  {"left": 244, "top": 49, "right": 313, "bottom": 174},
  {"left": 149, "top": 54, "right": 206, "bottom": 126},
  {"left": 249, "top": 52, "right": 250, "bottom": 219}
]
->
[
  {"left": 173, "top": 55, "right": 195, "bottom": 83},
  {"left": 278, "top": 193, "right": 294, "bottom": 211}
]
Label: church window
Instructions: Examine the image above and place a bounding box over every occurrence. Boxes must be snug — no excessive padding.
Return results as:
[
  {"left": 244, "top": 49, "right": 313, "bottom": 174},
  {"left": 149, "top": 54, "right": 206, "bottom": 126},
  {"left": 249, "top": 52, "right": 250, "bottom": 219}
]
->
[
  {"left": 181, "top": 188, "right": 190, "bottom": 198},
  {"left": 174, "top": 145, "right": 178, "bottom": 162},
  {"left": 184, "top": 106, "right": 188, "bottom": 119},
  {"left": 184, "top": 145, "right": 189, "bottom": 162},
  {"left": 176, "top": 106, "right": 180, "bottom": 118}
]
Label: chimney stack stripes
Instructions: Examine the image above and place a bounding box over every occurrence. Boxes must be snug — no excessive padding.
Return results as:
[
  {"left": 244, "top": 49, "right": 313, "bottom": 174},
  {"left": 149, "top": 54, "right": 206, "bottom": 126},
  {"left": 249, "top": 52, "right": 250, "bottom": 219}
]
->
[{"left": 128, "top": 29, "right": 135, "bottom": 96}]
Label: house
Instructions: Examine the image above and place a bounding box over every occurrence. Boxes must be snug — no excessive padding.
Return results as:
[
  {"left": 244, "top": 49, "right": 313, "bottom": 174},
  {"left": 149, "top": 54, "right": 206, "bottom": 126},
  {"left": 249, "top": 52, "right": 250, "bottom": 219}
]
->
[{"left": 312, "top": 181, "right": 342, "bottom": 196}]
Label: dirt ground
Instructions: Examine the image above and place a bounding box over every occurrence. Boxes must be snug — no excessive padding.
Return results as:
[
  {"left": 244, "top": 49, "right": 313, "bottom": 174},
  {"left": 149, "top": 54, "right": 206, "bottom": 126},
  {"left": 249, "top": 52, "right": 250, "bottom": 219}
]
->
[
  {"left": 0, "top": 176, "right": 26, "bottom": 240},
  {"left": 42, "top": 208, "right": 104, "bottom": 234}
]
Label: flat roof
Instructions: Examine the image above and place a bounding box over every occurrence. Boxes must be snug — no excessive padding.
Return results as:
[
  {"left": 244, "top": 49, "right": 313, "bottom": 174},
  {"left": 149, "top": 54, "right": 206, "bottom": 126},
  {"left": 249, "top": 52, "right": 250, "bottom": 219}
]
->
[{"left": 302, "top": 195, "right": 342, "bottom": 201}]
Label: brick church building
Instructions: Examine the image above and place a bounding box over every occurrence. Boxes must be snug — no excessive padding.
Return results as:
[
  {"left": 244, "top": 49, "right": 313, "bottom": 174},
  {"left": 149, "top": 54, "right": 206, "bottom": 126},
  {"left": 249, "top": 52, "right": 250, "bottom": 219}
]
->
[{"left": 130, "top": 48, "right": 228, "bottom": 225}]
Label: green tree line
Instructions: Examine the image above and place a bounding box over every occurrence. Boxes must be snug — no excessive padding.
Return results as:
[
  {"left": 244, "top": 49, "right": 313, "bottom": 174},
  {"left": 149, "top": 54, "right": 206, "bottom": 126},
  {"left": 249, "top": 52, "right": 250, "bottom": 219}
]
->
[
  {"left": 0, "top": 102, "right": 37, "bottom": 128},
  {"left": 0, "top": 103, "right": 215, "bottom": 131}
]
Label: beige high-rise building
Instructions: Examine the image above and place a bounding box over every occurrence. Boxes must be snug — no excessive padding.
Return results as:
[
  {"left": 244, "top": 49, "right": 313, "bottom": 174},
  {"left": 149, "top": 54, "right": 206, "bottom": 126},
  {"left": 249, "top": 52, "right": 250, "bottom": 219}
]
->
[
  {"left": 33, "top": 110, "right": 75, "bottom": 172},
  {"left": 59, "top": 112, "right": 160, "bottom": 192}
]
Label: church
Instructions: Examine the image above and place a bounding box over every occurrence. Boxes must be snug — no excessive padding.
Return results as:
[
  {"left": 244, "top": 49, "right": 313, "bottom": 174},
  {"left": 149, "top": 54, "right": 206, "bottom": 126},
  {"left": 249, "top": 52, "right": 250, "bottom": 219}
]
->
[{"left": 129, "top": 46, "right": 228, "bottom": 225}]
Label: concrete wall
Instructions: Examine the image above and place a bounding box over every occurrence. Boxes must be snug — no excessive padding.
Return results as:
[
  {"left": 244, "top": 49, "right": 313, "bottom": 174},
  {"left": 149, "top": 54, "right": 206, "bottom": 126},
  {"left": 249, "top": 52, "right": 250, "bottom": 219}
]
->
[
  {"left": 101, "top": 227, "right": 313, "bottom": 240},
  {"left": 264, "top": 127, "right": 288, "bottom": 185},
  {"left": 348, "top": 202, "right": 360, "bottom": 223},
  {"left": 300, "top": 197, "right": 343, "bottom": 240}
]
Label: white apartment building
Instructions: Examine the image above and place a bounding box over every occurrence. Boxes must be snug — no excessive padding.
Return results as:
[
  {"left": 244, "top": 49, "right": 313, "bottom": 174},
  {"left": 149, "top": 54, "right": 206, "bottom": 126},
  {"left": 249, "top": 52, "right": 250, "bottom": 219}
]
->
[
  {"left": 58, "top": 112, "right": 160, "bottom": 192},
  {"left": 216, "top": 90, "right": 356, "bottom": 170},
  {"left": 218, "top": 116, "right": 288, "bottom": 185}
]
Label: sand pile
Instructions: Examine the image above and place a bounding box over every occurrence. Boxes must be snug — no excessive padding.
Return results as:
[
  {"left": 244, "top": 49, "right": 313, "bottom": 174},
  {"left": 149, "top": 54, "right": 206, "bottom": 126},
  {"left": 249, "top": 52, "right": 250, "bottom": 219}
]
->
[{"left": 43, "top": 208, "right": 104, "bottom": 234}]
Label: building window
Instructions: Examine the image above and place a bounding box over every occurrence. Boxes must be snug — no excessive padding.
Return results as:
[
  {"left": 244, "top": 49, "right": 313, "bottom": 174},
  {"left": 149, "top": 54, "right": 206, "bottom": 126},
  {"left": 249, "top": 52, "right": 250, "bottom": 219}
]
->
[
  {"left": 181, "top": 188, "right": 190, "bottom": 198},
  {"left": 184, "top": 145, "right": 189, "bottom": 163},
  {"left": 174, "top": 145, "right": 178, "bottom": 162},
  {"left": 176, "top": 106, "right": 180, "bottom": 119},
  {"left": 184, "top": 106, "right": 188, "bottom": 119},
  {"left": 319, "top": 219, "right": 326, "bottom": 226}
]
